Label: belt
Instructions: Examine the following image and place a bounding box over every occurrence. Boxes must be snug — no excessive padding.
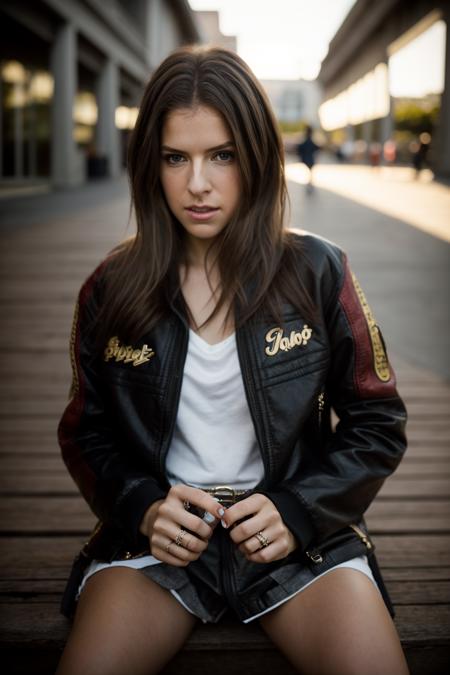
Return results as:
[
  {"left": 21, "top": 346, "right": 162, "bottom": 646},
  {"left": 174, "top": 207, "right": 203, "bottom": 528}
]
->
[{"left": 202, "top": 485, "right": 251, "bottom": 507}]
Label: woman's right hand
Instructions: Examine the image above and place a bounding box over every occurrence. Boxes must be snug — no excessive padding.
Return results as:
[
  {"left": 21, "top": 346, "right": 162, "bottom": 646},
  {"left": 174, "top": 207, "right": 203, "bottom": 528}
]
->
[{"left": 139, "top": 484, "right": 224, "bottom": 567}]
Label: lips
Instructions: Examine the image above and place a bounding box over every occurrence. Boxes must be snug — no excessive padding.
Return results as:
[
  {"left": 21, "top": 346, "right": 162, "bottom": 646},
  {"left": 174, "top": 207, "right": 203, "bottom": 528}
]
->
[
  {"left": 186, "top": 205, "right": 217, "bottom": 212},
  {"left": 185, "top": 206, "right": 219, "bottom": 221}
]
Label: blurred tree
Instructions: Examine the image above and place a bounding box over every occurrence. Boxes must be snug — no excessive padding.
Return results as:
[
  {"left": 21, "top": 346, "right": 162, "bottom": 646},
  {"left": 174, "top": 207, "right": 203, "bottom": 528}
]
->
[
  {"left": 278, "top": 120, "right": 308, "bottom": 134},
  {"left": 394, "top": 99, "right": 440, "bottom": 135}
]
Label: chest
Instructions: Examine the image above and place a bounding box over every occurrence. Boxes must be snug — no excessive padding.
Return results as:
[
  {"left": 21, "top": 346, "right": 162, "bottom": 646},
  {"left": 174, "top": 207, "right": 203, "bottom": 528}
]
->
[
  {"left": 180, "top": 267, "right": 234, "bottom": 346},
  {"left": 100, "top": 310, "right": 330, "bottom": 466}
]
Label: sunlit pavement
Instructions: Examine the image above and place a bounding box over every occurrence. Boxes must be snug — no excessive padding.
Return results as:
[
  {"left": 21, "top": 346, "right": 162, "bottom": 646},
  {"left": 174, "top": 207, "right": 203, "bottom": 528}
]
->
[
  {"left": 286, "top": 162, "right": 450, "bottom": 243},
  {"left": 286, "top": 161, "right": 450, "bottom": 380}
]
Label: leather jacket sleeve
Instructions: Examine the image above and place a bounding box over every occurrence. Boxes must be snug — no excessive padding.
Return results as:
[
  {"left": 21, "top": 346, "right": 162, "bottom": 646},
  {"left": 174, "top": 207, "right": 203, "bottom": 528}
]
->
[
  {"left": 57, "top": 265, "right": 167, "bottom": 547},
  {"left": 262, "top": 250, "right": 407, "bottom": 549}
]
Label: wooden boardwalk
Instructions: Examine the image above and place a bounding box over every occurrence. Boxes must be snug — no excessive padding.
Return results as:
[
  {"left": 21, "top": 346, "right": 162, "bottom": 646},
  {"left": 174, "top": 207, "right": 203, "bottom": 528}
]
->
[{"left": 0, "top": 184, "right": 449, "bottom": 674}]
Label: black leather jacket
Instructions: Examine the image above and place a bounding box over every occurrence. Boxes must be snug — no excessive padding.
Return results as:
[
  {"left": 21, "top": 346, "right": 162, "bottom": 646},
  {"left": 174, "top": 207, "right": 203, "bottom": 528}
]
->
[{"left": 58, "top": 232, "right": 407, "bottom": 583}]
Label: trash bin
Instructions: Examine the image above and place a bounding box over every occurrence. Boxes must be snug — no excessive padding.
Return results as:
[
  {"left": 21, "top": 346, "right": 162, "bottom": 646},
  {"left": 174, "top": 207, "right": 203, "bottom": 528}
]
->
[{"left": 87, "top": 155, "right": 109, "bottom": 178}]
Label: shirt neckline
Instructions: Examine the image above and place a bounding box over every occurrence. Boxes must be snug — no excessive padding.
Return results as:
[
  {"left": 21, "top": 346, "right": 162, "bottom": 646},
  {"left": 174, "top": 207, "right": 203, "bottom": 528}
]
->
[{"left": 188, "top": 328, "right": 236, "bottom": 352}]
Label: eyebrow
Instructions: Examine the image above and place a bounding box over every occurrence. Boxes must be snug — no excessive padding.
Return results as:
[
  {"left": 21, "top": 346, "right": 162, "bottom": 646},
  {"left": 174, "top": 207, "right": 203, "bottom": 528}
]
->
[{"left": 160, "top": 141, "right": 235, "bottom": 153}]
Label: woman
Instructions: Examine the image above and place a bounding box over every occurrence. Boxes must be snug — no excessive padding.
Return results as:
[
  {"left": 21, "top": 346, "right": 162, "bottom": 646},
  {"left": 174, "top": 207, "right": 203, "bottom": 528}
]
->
[{"left": 56, "top": 45, "right": 409, "bottom": 675}]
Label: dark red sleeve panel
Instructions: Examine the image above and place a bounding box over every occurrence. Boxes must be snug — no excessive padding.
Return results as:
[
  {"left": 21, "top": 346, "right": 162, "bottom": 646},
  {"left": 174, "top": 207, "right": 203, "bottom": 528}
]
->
[{"left": 338, "top": 255, "right": 397, "bottom": 399}]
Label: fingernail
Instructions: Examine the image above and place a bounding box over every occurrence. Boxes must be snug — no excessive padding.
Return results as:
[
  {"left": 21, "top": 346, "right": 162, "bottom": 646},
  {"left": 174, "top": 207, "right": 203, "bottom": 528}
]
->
[
  {"left": 217, "top": 507, "right": 225, "bottom": 517},
  {"left": 203, "top": 511, "right": 215, "bottom": 524},
  {"left": 221, "top": 519, "right": 228, "bottom": 529}
]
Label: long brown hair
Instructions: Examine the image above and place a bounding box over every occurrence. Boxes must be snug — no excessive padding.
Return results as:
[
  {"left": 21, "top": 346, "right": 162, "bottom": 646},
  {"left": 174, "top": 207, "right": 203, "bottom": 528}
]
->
[{"left": 97, "top": 44, "right": 317, "bottom": 346}]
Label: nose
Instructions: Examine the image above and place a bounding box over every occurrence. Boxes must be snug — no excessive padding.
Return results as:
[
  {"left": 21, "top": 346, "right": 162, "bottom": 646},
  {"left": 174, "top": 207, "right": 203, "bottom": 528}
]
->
[{"left": 187, "top": 159, "right": 211, "bottom": 195}]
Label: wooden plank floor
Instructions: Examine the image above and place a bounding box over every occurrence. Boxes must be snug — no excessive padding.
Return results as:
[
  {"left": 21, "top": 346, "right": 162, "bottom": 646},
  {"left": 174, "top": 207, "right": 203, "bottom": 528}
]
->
[{"left": 0, "top": 188, "right": 449, "bottom": 674}]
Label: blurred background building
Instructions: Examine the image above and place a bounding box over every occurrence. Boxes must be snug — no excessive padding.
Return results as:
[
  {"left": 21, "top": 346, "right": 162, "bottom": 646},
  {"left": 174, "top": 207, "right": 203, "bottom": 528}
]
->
[
  {"left": 193, "top": 8, "right": 320, "bottom": 133},
  {"left": 318, "top": 0, "right": 450, "bottom": 176},
  {"left": 1, "top": 0, "right": 449, "bottom": 192},
  {"left": 0, "top": 0, "right": 201, "bottom": 190},
  {"left": 194, "top": 10, "right": 236, "bottom": 51},
  {"left": 260, "top": 79, "right": 321, "bottom": 131}
]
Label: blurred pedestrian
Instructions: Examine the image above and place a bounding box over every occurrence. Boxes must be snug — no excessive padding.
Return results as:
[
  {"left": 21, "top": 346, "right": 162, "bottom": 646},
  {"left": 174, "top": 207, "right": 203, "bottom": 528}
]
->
[
  {"left": 334, "top": 145, "right": 344, "bottom": 162},
  {"left": 297, "top": 125, "right": 320, "bottom": 193},
  {"left": 56, "top": 45, "right": 409, "bottom": 675},
  {"left": 354, "top": 139, "right": 368, "bottom": 162},
  {"left": 341, "top": 138, "right": 355, "bottom": 162},
  {"left": 411, "top": 132, "right": 431, "bottom": 177},
  {"left": 383, "top": 139, "right": 397, "bottom": 165},
  {"left": 369, "top": 142, "right": 382, "bottom": 168}
]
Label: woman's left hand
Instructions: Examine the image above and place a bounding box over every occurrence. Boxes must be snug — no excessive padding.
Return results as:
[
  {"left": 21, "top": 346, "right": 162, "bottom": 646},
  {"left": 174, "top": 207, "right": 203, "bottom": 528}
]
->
[{"left": 221, "top": 493, "right": 298, "bottom": 563}]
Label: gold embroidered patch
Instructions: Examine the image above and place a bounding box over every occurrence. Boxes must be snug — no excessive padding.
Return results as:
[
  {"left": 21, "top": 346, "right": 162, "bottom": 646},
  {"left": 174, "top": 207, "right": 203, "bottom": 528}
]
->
[
  {"left": 265, "top": 325, "right": 313, "bottom": 357},
  {"left": 104, "top": 336, "right": 155, "bottom": 366},
  {"left": 351, "top": 273, "right": 391, "bottom": 382},
  {"left": 69, "top": 300, "right": 80, "bottom": 398}
]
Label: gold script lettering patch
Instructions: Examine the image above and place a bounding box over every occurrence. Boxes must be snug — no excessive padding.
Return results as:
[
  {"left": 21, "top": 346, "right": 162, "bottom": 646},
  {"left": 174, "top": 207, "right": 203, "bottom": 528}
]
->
[
  {"left": 351, "top": 273, "right": 391, "bottom": 382},
  {"left": 104, "top": 336, "right": 155, "bottom": 367},
  {"left": 265, "top": 325, "right": 313, "bottom": 357},
  {"left": 69, "top": 300, "right": 80, "bottom": 397}
]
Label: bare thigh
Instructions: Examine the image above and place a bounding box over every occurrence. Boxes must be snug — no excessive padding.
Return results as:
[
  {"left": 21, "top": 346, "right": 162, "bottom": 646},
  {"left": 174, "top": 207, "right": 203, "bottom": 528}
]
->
[
  {"left": 259, "top": 568, "right": 410, "bottom": 675},
  {"left": 56, "top": 567, "right": 198, "bottom": 675}
]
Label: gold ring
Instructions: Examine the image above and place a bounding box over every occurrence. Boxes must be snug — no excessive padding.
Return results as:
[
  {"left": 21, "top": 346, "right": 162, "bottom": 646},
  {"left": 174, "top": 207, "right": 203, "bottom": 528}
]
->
[
  {"left": 255, "top": 531, "right": 270, "bottom": 548},
  {"left": 175, "top": 529, "right": 187, "bottom": 547},
  {"left": 165, "top": 541, "right": 173, "bottom": 553}
]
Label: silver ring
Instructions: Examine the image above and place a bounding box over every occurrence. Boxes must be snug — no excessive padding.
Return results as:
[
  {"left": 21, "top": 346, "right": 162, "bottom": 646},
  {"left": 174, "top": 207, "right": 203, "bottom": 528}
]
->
[{"left": 255, "top": 531, "right": 270, "bottom": 548}]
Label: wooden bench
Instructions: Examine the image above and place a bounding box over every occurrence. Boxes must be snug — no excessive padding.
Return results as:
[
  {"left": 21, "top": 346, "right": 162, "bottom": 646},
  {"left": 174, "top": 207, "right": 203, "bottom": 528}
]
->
[{"left": 1, "top": 198, "right": 449, "bottom": 674}]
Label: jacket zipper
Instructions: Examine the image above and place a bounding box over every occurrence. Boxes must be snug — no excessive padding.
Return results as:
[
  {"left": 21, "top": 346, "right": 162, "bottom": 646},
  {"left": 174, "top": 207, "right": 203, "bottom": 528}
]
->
[
  {"left": 220, "top": 525, "right": 238, "bottom": 614},
  {"left": 306, "top": 550, "right": 324, "bottom": 564},
  {"left": 122, "top": 549, "right": 151, "bottom": 560},
  {"left": 317, "top": 390, "right": 325, "bottom": 428},
  {"left": 349, "top": 523, "right": 373, "bottom": 551},
  {"left": 82, "top": 520, "right": 103, "bottom": 555},
  {"left": 159, "top": 322, "right": 189, "bottom": 480},
  {"left": 235, "top": 327, "right": 273, "bottom": 484},
  {"left": 305, "top": 523, "right": 373, "bottom": 564}
]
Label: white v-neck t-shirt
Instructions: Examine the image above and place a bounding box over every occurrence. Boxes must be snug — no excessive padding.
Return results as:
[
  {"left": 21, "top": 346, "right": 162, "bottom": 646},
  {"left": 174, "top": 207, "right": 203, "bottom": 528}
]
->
[{"left": 165, "top": 329, "right": 265, "bottom": 489}]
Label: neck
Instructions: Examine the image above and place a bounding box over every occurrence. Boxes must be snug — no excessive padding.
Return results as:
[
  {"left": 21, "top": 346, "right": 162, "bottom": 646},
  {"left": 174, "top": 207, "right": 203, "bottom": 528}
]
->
[{"left": 184, "top": 235, "right": 218, "bottom": 270}]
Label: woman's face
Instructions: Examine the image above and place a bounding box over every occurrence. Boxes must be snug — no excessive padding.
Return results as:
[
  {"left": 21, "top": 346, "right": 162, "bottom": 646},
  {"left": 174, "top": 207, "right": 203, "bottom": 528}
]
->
[{"left": 160, "top": 106, "right": 241, "bottom": 245}]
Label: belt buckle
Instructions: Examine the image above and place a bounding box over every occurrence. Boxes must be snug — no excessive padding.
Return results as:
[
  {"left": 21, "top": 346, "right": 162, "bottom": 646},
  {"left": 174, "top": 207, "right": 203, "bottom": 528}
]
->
[{"left": 208, "top": 485, "right": 237, "bottom": 507}]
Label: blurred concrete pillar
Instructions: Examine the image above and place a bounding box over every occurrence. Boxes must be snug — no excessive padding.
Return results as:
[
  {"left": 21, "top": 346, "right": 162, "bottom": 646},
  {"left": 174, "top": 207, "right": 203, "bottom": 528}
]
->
[
  {"left": 380, "top": 100, "right": 394, "bottom": 144},
  {"left": 434, "top": 15, "right": 450, "bottom": 177},
  {"left": 361, "top": 120, "right": 372, "bottom": 145},
  {"left": 146, "top": 0, "right": 161, "bottom": 68},
  {"left": 345, "top": 124, "right": 355, "bottom": 141},
  {"left": 50, "top": 21, "right": 81, "bottom": 188},
  {"left": 96, "top": 59, "right": 121, "bottom": 178},
  {"left": 14, "top": 83, "right": 24, "bottom": 179}
]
